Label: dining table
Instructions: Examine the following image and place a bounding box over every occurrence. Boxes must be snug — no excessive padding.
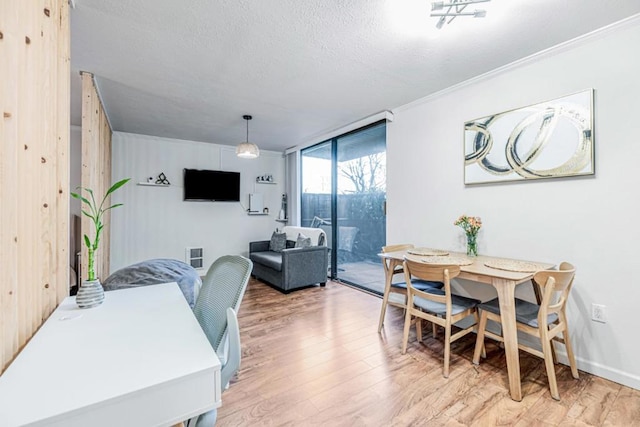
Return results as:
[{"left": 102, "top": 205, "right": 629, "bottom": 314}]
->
[{"left": 378, "top": 248, "right": 554, "bottom": 402}]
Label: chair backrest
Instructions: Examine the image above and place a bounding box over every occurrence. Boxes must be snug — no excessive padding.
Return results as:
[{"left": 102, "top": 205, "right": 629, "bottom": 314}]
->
[
  {"left": 221, "top": 307, "right": 241, "bottom": 387},
  {"left": 403, "top": 259, "right": 460, "bottom": 310},
  {"left": 382, "top": 243, "right": 414, "bottom": 253},
  {"left": 381, "top": 244, "right": 414, "bottom": 277},
  {"left": 533, "top": 262, "right": 576, "bottom": 317},
  {"left": 193, "top": 255, "right": 253, "bottom": 353},
  {"left": 190, "top": 307, "right": 242, "bottom": 427}
]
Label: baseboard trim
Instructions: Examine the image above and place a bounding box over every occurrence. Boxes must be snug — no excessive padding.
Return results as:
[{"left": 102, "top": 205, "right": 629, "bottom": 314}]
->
[{"left": 553, "top": 351, "right": 640, "bottom": 390}]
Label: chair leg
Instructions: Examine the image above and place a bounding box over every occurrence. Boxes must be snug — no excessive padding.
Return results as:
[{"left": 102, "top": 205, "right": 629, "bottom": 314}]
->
[
  {"left": 541, "top": 328, "right": 560, "bottom": 400},
  {"left": 549, "top": 321, "right": 559, "bottom": 365},
  {"left": 562, "top": 326, "right": 580, "bottom": 379},
  {"left": 378, "top": 291, "right": 391, "bottom": 333},
  {"left": 401, "top": 306, "right": 413, "bottom": 355},
  {"left": 432, "top": 321, "right": 437, "bottom": 338},
  {"left": 473, "top": 310, "right": 488, "bottom": 364},
  {"left": 443, "top": 323, "right": 452, "bottom": 378},
  {"left": 416, "top": 317, "right": 423, "bottom": 343}
]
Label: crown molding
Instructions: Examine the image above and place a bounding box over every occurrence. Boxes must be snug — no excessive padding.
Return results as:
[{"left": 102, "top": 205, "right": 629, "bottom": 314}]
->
[{"left": 394, "top": 13, "right": 640, "bottom": 113}]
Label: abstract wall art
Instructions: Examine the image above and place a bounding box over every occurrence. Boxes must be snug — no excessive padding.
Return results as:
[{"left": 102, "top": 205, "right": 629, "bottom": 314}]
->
[{"left": 464, "top": 89, "right": 594, "bottom": 184}]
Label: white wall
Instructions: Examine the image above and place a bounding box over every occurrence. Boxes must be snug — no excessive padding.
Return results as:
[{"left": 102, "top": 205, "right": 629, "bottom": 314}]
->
[
  {"left": 387, "top": 20, "right": 640, "bottom": 389},
  {"left": 110, "top": 132, "right": 285, "bottom": 274}
]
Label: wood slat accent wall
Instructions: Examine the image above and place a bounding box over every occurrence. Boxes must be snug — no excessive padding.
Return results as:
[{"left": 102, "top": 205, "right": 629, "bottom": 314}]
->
[
  {"left": 80, "top": 72, "right": 112, "bottom": 282},
  {"left": 0, "top": 0, "right": 70, "bottom": 373}
]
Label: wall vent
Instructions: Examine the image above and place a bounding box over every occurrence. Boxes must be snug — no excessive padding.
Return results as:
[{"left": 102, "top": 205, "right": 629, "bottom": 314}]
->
[{"left": 186, "top": 247, "right": 204, "bottom": 270}]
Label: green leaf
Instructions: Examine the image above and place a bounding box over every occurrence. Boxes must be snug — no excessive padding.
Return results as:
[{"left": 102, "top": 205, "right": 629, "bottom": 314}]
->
[
  {"left": 105, "top": 178, "right": 130, "bottom": 197},
  {"left": 71, "top": 191, "right": 92, "bottom": 207},
  {"left": 80, "top": 210, "right": 94, "bottom": 220},
  {"left": 83, "top": 234, "right": 91, "bottom": 248},
  {"left": 103, "top": 203, "right": 123, "bottom": 213}
]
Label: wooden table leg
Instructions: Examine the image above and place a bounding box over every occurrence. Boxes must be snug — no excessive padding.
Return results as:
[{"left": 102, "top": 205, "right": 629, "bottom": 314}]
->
[
  {"left": 378, "top": 259, "right": 398, "bottom": 333},
  {"left": 494, "top": 278, "right": 522, "bottom": 401}
]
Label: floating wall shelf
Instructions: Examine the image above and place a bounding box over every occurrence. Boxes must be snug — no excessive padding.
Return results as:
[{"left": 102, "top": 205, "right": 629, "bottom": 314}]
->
[{"left": 137, "top": 182, "right": 170, "bottom": 187}]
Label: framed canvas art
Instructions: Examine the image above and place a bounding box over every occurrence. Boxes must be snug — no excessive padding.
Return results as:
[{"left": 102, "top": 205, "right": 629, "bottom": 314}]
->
[{"left": 464, "top": 89, "right": 594, "bottom": 185}]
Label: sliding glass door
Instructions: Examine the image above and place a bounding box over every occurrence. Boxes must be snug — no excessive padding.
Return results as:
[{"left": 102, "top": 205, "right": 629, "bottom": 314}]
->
[{"left": 301, "top": 122, "right": 387, "bottom": 293}]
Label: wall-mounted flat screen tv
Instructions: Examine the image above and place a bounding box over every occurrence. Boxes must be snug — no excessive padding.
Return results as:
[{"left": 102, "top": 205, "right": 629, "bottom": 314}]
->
[{"left": 183, "top": 169, "right": 241, "bottom": 202}]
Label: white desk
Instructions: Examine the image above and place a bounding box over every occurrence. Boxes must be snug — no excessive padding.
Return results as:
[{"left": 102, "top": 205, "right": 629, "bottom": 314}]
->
[{"left": 0, "top": 283, "right": 221, "bottom": 427}]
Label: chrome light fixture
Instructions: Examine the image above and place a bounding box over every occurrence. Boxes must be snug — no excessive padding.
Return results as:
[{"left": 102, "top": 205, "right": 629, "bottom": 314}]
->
[
  {"left": 236, "top": 115, "right": 260, "bottom": 159},
  {"left": 431, "top": 0, "right": 490, "bottom": 29}
]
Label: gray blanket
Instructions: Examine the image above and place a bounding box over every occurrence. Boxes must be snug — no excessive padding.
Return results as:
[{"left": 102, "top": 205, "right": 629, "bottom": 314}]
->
[{"left": 103, "top": 259, "right": 202, "bottom": 307}]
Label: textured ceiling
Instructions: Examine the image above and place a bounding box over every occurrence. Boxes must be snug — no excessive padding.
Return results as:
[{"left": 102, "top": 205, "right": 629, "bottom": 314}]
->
[{"left": 70, "top": 0, "right": 640, "bottom": 152}]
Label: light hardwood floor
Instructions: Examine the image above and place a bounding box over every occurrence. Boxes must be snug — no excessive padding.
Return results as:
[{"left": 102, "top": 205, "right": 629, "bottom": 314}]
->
[{"left": 216, "top": 279, "right": 640, "bottom": 426}]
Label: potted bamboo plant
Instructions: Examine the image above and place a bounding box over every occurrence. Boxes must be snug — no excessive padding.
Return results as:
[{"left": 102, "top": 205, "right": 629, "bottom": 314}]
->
[{"left": 71, "top": 178, "right": 130, "bottom": 308}]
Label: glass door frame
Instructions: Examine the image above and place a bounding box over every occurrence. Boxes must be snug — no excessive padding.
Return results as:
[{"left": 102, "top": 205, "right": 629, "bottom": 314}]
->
[{"left": 300, "top": 119, "right": 386, "bottom": 282}]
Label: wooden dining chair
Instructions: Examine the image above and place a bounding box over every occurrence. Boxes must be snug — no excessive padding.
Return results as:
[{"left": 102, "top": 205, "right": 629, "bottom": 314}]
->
[
  {"left": 378, "top": 244, "right": 444, "bottom": 332},
  {"left": 472, "top": 262, "right": 579, "bottom": 400},
  {"left": 401, "top": 259, "right": 482, "bottom": 378}
]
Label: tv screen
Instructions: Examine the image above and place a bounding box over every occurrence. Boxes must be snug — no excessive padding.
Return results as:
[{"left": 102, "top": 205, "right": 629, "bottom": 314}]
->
[{"left": 183, "top": 169, "right": 241, "bottom": 202}]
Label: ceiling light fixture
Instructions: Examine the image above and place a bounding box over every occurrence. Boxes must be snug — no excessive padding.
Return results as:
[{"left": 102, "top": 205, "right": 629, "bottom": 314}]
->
[
  {"left": 431, "top": 0, "right": 490, "bottom": 29},
  {"left": 236, "top": 115, "right": 260, "bottom": 159}
]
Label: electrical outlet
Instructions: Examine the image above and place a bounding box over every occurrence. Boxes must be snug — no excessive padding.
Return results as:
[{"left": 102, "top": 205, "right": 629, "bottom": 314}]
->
[{"left": 592, "top": 303, "right": 607, "bottom": 323}]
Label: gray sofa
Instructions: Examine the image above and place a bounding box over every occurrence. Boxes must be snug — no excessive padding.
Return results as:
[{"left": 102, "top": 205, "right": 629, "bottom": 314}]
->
[{"left": 249, "top": 226, "right": 328, "bottom": 293}]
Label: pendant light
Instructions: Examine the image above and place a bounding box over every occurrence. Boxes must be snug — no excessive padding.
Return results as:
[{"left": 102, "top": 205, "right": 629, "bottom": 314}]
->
[{"left": 236, "top": 115, "right": 260, "bottom": 159}]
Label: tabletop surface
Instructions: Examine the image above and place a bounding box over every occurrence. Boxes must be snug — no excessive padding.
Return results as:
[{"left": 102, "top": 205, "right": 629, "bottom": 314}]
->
[
  {"left": 380, "top": 250, "right": 555, "bottom": 281},
  {"left": 0, "top": 282, "right": 221, "bottom": 427}
]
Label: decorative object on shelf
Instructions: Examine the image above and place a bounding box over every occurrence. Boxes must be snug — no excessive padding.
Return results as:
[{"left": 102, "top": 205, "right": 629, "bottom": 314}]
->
[
  {"left": 256, "top": 175, "right": 274, "bottom": 183},
  {"left": 256, "top": 174, "right": 275, "bottom": 183},
  {"left": 279, "top": 193, "right": 287, "bottom": 220},
  {"left": 454, "top": 214, "right": 482, "bottom": 257},
  {"left": 431, "top": 0, "right": 490, "bottom": 29},
  {"left": 147, "top": 176, "right": 154, "bottom": 183},
  {"left": 71, "top": 178, "right": 130, "bottom": 308},
  {"left": 236, "top": 115, "right": 260, "bottom": 159},
  {"left": 263, "top": 207, "right": 269, "bottom": 214},
  {"left": 155, "top": 172, "right": 170, "bottom": 185},
  {"left": 464, "top": 89, "right": 594, "bottom": 184}
]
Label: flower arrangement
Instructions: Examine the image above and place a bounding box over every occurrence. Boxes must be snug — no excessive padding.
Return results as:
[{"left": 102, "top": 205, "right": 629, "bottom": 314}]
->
[{"left": 454, "top": 215, "right": 482, "bottom": 256}]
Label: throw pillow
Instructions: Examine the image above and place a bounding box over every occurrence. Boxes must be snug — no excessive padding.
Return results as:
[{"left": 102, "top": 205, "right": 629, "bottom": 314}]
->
[
  {"left": 269, "top": 231, "right": 287, "bottom": 252},
  {"left": 295, "top": 233, "right": 312, "bottom": 248}
]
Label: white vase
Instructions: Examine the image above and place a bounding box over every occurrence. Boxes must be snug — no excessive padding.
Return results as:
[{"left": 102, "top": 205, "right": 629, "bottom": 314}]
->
[{"left": 76, "top": 279, "right": 105, "bottom": 309}]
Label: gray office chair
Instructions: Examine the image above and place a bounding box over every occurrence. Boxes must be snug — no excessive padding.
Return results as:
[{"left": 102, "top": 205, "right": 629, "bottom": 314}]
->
[
  {"left": 188, "top": 255, "right": 252, "bottom": 427},
  {"left": 192, "top": 307, "right": 241, "bottom": 427}
]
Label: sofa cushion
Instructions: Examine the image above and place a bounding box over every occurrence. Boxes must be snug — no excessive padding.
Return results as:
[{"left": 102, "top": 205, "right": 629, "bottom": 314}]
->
[
  {"left": 282, "top": 226, "right": 326, "bottom": 246},
  {"left": 269, "top": 231, "right": 287, "bottom": 252},
  {"left": 295, "top": 233, "right": 312, "bottom": 248},
  {"left": 250, "top": 251, "right": 283, "bottom": 272}
]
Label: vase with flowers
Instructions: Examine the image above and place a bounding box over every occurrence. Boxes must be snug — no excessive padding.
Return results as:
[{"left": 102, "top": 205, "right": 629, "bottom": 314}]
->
[
  {"left": 454, "top": 214, "right": 482, "bottom": 257},
  {"left": 71, "top": 178, "right": 130, "bottom": 308}
]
